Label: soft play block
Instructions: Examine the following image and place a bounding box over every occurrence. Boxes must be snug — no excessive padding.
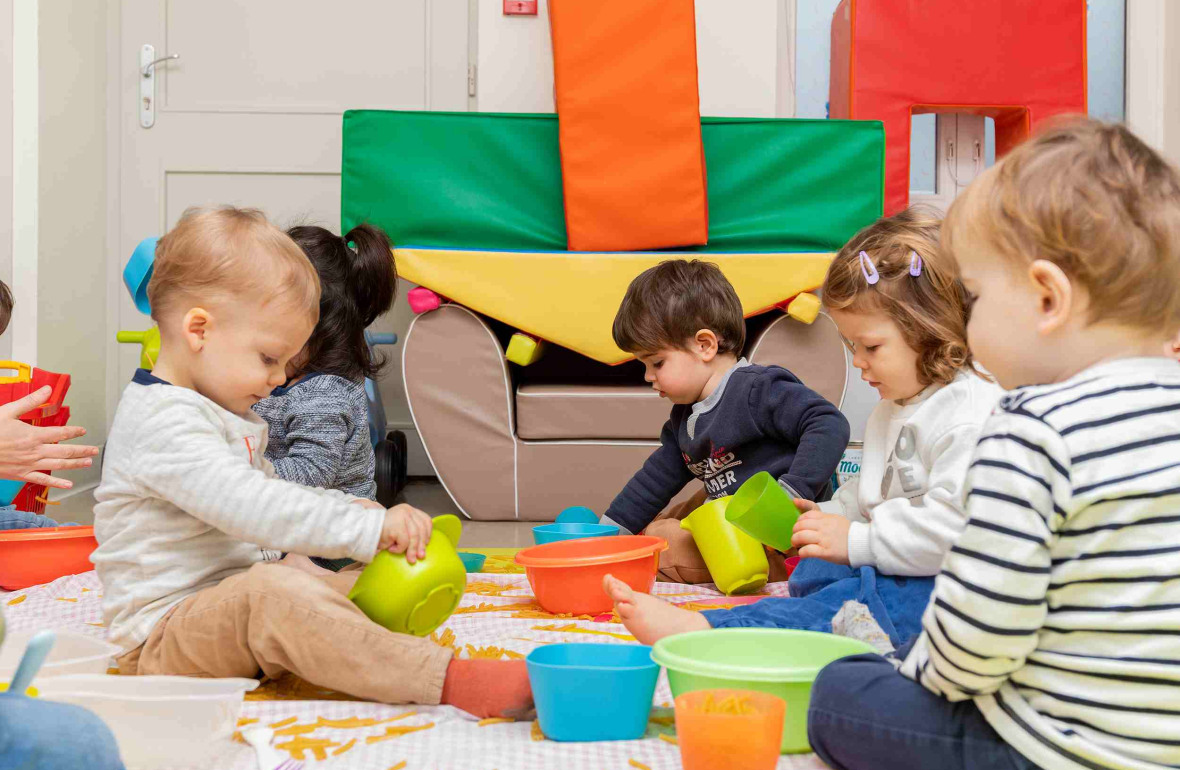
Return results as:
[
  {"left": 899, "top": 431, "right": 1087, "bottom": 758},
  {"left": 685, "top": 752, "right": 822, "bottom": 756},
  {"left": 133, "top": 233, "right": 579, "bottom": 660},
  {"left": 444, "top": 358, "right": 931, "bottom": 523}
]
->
[
  {"left": 394, "top": 248, "right": 832, "bottom": 365},
  {"left": 829, "top": 0, "right": 1086, "bottom": 214},
  {"left": 549, "top": 0, "right": 707, "bottom": 251},
  {"left": 785, "top": 293, "right": 822, "bottom": 324},
  {"left": 506, "top": 333, "right": 547, "bottom": 367},
  {"left": 342, "top": 111, "right": 884, "bottom": 253},
  {"left": 407, "top": 287, "right": 441, "bottom": 315}
]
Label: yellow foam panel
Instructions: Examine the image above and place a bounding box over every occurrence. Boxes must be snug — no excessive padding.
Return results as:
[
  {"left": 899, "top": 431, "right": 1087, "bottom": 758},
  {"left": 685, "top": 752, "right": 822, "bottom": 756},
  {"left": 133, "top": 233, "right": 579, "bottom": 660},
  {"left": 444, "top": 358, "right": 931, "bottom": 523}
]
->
[{"left": 395, "top": 248, "right": 832, "bottom": 365}]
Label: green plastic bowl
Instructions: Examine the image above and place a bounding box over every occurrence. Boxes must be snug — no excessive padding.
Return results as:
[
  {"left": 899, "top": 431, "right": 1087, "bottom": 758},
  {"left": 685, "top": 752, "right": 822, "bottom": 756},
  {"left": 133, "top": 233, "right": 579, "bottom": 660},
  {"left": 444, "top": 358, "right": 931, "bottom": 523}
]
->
[
  {"left": 652, "top": 628, "right": 876, "bottom": 754},
  {"left": 348, "top": 514, "right": 467, "bottom": 636}
]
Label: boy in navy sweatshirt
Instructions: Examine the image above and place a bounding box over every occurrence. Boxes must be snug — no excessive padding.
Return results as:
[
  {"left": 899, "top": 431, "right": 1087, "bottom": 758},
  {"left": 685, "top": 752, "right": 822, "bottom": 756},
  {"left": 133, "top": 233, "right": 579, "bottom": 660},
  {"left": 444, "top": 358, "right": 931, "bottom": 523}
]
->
[{"left": 602, "top": 260, "right": 849, "bottom": 583}]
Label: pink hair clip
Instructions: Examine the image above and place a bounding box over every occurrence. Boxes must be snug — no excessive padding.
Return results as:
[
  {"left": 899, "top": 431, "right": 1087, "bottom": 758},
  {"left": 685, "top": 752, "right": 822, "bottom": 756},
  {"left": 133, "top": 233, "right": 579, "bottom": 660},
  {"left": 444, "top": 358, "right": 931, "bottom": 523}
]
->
[
  {"left": 909, "top": 251, "right": 923, "bottom": 277},
  {"left": 858, "top": 251, "right": 880, "bottom": 285}
]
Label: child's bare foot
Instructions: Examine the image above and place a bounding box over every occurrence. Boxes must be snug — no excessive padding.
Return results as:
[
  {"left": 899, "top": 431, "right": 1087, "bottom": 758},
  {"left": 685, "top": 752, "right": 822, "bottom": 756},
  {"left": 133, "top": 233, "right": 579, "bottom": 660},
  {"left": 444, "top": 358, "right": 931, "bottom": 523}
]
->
[
  {"left": 279, "top": 553, "right": 333, "bottom": 577},
  {"left": 602, "top": 574, "right": 710, "bottom": 645}
]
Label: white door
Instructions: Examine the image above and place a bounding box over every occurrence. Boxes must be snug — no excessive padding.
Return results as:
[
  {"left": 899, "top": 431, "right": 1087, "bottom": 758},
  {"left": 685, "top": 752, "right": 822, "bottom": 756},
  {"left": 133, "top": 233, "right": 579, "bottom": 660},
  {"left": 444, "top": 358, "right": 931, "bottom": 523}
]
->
[{"left": 111, "top": 0, "right": 470, "bottom": 474}]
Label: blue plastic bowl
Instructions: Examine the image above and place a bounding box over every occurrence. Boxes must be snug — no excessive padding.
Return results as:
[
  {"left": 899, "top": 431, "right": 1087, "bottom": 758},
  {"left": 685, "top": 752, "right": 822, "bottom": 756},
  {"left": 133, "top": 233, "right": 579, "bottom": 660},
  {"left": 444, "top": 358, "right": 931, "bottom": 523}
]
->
[
  {"left": 527, "top": 643, "right": 659, "bottom": 741},
  {"left": 0, "top": 480, "right": 24, "bottom": 507},
  {"left": 458, "top": 552, "right": 486, "bottom": 573},
  {"left": 532, "top": 523, "right": 620, "bottom": 546}
]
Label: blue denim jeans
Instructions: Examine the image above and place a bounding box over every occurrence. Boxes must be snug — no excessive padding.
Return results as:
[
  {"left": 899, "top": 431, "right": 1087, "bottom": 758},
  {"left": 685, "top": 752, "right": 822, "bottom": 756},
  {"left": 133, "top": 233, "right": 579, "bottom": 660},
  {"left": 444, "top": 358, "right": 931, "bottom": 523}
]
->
[
  {"left": 701, "top": 558, "right": 935, "bottom": 649},
  {"left": 0, "top": 505, "right": 74, "bottom": 530},
  {"left": 0, "top": 694, "right": 125, "bottom": 770},
  {"left": 807, "top": 653, "right": 1037, "bottom": 770}
]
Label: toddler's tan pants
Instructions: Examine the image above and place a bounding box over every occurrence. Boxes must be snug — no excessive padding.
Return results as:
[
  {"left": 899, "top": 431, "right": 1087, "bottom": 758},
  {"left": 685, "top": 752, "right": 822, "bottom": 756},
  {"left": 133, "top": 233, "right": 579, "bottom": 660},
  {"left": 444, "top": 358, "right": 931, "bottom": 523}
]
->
[{"left": 117, "top": 562, "right": 452, "bottom": 705}]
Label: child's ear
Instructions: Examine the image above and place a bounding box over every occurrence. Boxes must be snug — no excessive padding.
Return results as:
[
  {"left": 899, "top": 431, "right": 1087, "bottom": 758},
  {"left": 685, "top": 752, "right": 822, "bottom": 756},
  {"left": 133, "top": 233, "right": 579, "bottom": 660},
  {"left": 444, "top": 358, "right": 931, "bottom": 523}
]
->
[
  {"left": 694, "top": 329, "right": 720, "bottom": 362},
  {"left": 1027, "top": 260, "right": 1074, "bottom": 336},
  {"left": 1167, "top": 333, "right": 1180, "bottom": 361},
  {"left": 181, "top": 307, "right": 212, "bottom": 353}
]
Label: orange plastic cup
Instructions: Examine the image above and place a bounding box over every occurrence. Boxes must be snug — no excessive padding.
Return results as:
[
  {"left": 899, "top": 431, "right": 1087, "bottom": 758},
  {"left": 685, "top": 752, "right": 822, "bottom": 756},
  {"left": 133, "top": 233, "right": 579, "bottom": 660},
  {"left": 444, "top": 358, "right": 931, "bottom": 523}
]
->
[{"left": 674, "top": 689, "right": 786, "bottom": 770}]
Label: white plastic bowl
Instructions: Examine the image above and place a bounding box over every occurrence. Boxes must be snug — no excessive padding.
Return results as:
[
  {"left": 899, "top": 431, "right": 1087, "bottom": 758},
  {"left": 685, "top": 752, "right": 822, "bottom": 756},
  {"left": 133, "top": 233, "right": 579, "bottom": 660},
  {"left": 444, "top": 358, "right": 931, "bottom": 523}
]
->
[
  {"left": 0, "top": 630, "right": 119, "bottom": 681},
  {"left": 36, "top": 674, "right": 259, "bottom": 769}
]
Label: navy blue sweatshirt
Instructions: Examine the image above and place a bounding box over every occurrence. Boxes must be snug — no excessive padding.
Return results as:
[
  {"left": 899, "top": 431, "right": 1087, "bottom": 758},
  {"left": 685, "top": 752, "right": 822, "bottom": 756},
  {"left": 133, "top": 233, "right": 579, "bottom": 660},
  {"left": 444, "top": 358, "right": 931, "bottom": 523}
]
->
[{"left": 603, "top": 360, "right": 850, "bottom": 535}]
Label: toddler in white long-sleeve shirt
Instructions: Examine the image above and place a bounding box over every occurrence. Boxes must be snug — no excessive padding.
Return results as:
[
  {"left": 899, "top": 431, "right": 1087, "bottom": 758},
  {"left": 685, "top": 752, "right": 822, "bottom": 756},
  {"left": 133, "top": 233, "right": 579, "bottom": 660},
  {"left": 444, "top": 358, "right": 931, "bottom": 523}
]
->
[{"left": 93, "top": 207, "right": 531, "bottom": 717}]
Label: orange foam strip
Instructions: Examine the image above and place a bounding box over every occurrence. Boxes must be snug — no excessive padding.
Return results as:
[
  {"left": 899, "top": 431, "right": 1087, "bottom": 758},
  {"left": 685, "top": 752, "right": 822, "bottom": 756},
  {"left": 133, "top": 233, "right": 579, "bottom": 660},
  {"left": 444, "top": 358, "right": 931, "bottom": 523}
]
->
[{"left": 549, "top": 0, "right": 707, "bottom": 251}]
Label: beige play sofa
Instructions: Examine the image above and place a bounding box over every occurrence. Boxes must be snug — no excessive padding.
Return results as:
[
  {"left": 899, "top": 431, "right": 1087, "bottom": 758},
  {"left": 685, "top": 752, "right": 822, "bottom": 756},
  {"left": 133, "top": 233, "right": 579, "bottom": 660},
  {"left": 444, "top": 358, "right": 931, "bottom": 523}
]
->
[{"left": 402, "top": 304, "right": 848, "bottom": 522}]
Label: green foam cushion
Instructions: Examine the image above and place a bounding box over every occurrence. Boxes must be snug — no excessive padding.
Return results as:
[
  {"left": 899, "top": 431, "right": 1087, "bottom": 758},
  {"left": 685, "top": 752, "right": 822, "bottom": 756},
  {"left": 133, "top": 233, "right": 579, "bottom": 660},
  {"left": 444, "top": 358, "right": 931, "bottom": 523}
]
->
[{"left": 342, "top": 110, "right": 884, "bottom": 253}]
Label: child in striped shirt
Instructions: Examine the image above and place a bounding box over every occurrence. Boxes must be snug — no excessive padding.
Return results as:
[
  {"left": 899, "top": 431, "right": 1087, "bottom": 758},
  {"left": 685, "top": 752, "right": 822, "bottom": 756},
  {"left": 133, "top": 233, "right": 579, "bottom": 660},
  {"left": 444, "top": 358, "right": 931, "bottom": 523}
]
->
[{"left": 808, "top": 120, "right": 1180, "bottom": 770}]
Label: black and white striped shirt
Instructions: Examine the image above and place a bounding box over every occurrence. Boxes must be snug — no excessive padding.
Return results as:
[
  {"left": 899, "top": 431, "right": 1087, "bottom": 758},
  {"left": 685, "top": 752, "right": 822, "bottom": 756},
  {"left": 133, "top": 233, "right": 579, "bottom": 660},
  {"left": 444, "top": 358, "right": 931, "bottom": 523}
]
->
[{"left": 900, "top": 357, "right": 1180, "bottom": 770}]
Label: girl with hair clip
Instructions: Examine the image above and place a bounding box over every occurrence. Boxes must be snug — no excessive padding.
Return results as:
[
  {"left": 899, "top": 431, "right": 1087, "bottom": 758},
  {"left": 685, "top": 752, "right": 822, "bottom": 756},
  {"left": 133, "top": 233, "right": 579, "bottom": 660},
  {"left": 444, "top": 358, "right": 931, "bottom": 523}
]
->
[
  {"left": 604, "top": 207, "right": 1002, "bottom": 651},
  {"left": 253, "top": 223, "right": 397, "bottom": 572}
]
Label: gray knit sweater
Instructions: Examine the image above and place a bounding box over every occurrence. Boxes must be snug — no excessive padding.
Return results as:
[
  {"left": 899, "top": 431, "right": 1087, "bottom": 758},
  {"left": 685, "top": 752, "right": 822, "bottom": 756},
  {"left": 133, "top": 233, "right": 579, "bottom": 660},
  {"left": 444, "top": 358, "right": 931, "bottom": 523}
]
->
[{"left": 252, "top": 373, "right": 377, "bottom": 500}]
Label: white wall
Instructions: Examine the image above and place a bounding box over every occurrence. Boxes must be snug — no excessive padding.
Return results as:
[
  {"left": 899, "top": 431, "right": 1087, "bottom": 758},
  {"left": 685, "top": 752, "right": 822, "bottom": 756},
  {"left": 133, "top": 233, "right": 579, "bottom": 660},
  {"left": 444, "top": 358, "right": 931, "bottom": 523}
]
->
[
  {"left": 37, "top": 0, "right": 108, "bottom": 488},
  {"left": 0, "top": 4, "right": 13, "bottom": 363},
  {"left": 1120, "top": 1, "right": 1176, "bottom": 166},
  {"left": 1165, "top": 7, "right": 1180, "bottom": 169},
  {"left": 478, "top": 0, "right": 786, "bottom": 117}
]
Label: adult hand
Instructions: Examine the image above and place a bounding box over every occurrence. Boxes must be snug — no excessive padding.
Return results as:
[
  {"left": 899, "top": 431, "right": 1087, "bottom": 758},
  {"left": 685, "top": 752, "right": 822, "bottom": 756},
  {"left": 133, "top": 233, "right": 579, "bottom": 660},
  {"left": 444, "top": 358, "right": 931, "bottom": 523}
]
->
[{"left": 0, "top": 386, "right": 98, "bottom": 489}]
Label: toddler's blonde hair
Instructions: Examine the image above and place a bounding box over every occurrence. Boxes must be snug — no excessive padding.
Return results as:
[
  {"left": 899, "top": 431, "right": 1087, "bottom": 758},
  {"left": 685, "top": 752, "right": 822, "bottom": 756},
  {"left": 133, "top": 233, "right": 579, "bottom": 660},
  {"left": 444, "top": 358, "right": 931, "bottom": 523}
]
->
[
  {"left": 943, "top": 117, "right": 1180, "bottom": 332},
  {"left": 823, "top": 206, "right": 975, "bottom": 386},
  {"left": 148, "top": 206, "right": 320, "bottom": 323}
]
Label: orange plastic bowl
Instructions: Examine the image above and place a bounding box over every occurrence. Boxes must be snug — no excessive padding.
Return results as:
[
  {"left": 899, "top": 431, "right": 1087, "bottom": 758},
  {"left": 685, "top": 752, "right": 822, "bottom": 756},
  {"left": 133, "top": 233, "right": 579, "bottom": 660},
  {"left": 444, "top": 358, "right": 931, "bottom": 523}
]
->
[
  {"left": 514, "top": 535, "right": 667, "bottom": 615},
  {"left": 0, "top": 526, "right": 98, "bottom": 590}
]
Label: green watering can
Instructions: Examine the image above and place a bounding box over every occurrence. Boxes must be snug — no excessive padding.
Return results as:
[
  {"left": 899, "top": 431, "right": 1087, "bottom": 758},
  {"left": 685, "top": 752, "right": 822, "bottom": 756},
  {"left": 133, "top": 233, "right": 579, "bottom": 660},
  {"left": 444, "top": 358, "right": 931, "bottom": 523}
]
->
[{"left": 348, "top": 514, "right": 467, "bottom": 636}]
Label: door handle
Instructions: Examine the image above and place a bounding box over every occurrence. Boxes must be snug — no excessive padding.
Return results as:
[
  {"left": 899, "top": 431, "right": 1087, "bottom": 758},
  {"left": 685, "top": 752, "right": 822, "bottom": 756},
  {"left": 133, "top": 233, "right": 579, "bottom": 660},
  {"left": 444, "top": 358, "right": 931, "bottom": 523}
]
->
[
  {"left": 142, "top": 53, "right": 179, "bottom": 78},
  {"left": 139, "top": 45, "right": 179, "bottom": 128}
]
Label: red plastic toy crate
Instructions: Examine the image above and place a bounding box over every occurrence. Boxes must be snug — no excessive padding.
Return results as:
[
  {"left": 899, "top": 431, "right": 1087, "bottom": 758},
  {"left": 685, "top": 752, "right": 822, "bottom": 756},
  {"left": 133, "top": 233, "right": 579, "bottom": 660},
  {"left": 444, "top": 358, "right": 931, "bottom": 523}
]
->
[{"left": 0, "top": 363, "right": 72, "bottom": 516}]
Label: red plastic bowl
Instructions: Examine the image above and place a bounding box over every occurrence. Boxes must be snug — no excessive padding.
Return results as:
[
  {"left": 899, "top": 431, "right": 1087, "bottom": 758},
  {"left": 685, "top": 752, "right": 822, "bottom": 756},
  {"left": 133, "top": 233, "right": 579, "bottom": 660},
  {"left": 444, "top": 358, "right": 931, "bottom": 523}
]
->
[
  {"left": 0, "top": 526, "right": 97, "bottom": 590},
  {"left": 514, "top": 535, "right": 668, "bottom": 615}
]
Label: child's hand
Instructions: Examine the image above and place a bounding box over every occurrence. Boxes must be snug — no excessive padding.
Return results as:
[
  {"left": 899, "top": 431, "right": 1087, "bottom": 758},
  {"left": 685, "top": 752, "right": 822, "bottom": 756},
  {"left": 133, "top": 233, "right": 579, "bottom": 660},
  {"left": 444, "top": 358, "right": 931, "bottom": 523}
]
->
[
  {"left": 791, "top": 511, "right": 851, "bottom": 565},
  {"left": 793, "top": 498, "right": 819, "bottom": 515},
  {"left": 378, "top": 504, "right": 433, "bottom": 564},
  {"left": 351, "top": 498, "right": 385, "bottom": 510}
]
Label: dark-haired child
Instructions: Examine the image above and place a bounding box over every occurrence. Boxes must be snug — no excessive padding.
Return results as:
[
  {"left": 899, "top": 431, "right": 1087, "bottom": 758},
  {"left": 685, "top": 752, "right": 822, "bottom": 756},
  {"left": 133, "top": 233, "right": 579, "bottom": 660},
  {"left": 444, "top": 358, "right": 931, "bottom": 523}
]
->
[
  {"left": 601, "top": 259, "right": 850, "bottom": 584},
  {"left": 253, "top": 223, "right": 396, "bottom": 571}
]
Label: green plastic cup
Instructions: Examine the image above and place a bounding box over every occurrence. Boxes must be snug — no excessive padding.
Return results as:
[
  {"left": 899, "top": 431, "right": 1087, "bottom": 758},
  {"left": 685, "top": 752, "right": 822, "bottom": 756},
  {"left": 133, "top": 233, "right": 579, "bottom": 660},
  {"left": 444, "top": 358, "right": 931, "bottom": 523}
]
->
[
  {"left": 652, "top": 628, "right": 876, "bottom": 753},
  {"left": 724, "top": 472, "right": 801, "bottom": 552}
]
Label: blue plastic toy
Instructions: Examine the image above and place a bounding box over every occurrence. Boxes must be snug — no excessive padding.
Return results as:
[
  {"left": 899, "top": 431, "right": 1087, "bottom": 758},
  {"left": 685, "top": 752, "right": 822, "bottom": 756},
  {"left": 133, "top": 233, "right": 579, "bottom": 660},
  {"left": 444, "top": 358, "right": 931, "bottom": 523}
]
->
[
  {"left": 555, "top": 506, "right": 599, "bottom": 525},
  {"left": 0, "top": 480, "right": 25, "bottom": 508},
  {"left": 123, "top": 237, "right": 157, "bottom": 316},
  {"left": 527, "top": 643, "right": 660, "bottom": 742},
  {"left": 458, "top": 552, "right": 487, "bottom": 573},
  {"left": 532, "top": 522, "right": 620, "bottom": 546}
]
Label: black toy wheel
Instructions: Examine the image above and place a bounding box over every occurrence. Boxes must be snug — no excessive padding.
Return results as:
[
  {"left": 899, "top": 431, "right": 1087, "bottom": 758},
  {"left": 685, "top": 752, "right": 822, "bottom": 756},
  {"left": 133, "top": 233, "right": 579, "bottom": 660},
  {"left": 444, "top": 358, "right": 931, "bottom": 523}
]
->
[
  {"left": 374, "top": 430, "right": 409, "bottom": 507},
  {"left": 389, "top": 430, "right": 408, "bottom": 491}
]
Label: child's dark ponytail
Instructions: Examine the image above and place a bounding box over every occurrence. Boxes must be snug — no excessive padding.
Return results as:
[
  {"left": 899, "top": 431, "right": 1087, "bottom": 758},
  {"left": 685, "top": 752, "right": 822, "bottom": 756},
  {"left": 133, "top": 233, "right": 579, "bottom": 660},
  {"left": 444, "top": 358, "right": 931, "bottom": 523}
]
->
[
  {"left": 343, "top": 223, "right": 397, "bottom": 329},
  {"left": 286, "top": 223, "right": 397, "bottom": 382}
]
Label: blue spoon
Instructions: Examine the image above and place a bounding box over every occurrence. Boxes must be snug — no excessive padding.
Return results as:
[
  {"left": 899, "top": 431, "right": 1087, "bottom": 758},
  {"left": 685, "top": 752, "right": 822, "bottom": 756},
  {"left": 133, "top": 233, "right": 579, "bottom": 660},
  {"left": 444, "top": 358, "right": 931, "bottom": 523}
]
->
[{"left": 7, "top": 630, "right": 55, "bottom": 695}]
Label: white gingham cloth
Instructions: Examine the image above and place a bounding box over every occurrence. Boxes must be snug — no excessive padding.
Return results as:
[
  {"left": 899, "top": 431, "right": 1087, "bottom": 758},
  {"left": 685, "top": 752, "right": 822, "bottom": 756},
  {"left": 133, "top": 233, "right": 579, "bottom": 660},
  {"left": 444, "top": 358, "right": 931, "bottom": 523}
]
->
[{"left": 2, "top": 572, "right": 826, "bottom": 770}]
